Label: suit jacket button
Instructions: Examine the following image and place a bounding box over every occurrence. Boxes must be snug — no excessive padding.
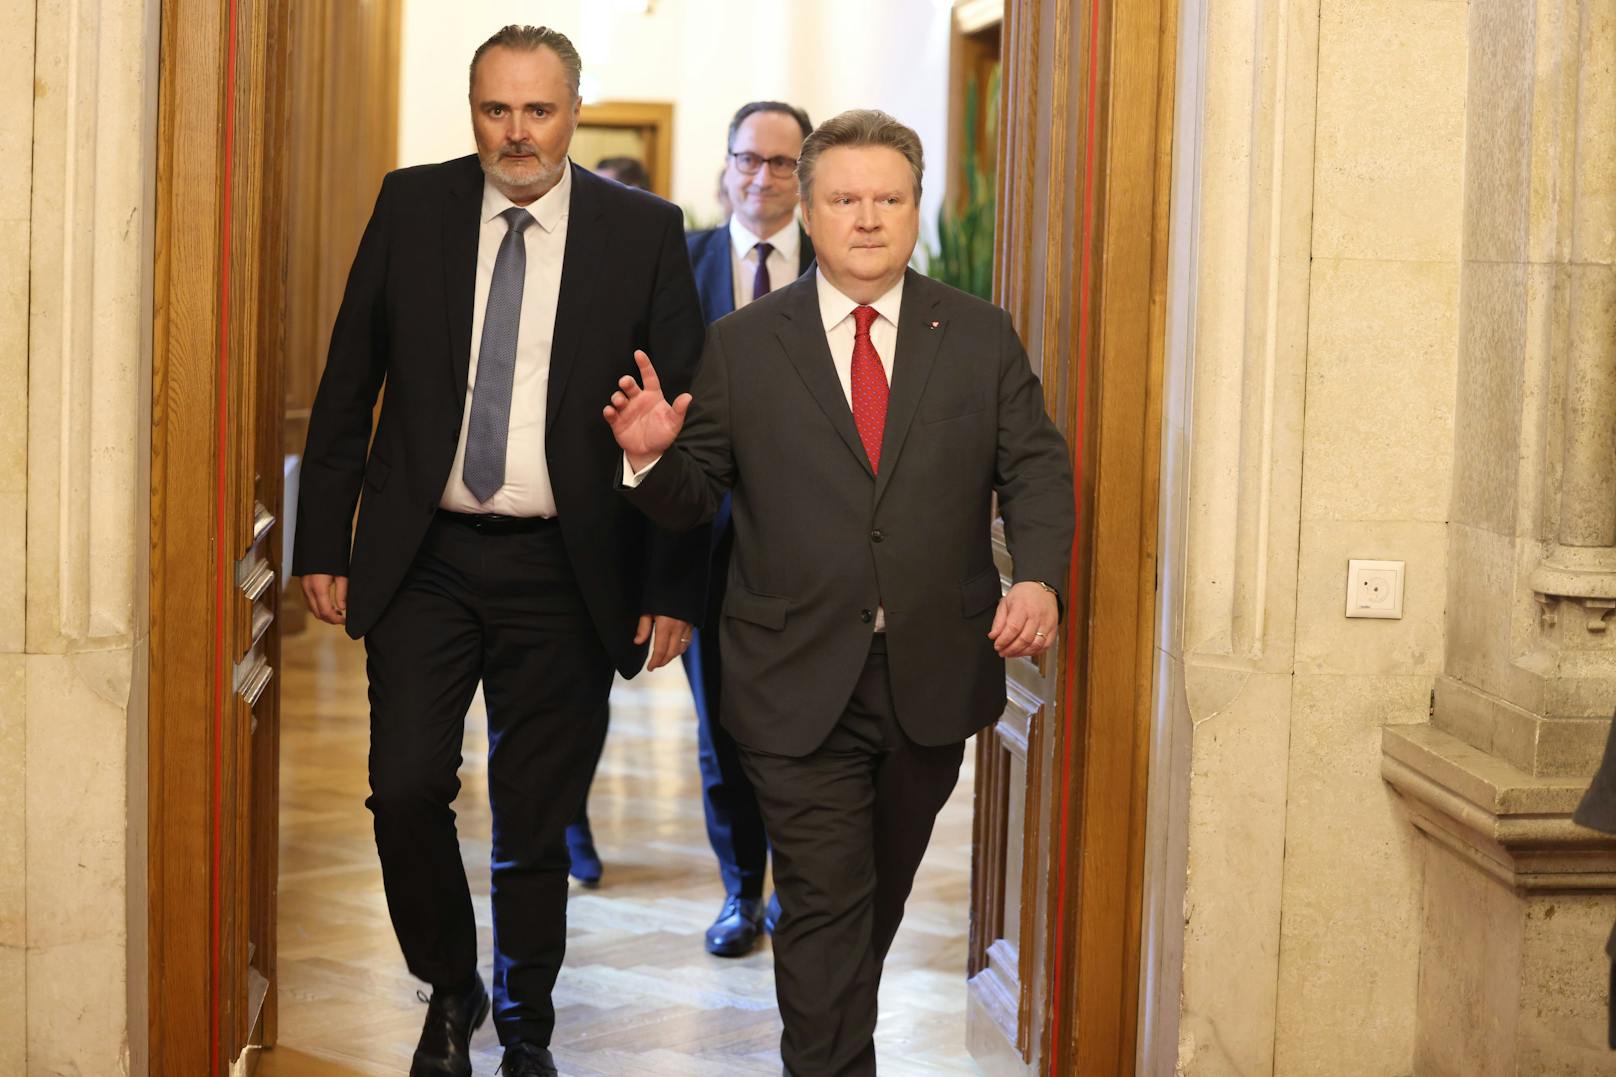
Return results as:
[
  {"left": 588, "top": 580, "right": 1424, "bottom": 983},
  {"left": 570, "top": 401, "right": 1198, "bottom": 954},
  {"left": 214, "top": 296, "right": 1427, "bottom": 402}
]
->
[
  {"left": 860, "top": 609, "right": 874, "bottom": 623},
  {"left": 870, "top": 530, "right": 884, "bottom": 543}
]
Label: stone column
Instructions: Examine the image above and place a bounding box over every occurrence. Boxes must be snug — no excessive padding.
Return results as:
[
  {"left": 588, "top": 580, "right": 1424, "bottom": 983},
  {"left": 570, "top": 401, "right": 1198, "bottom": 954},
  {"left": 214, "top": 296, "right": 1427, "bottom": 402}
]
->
[
  {"left": 2, "top": 0, "right": 160, "bottom": 1073},
  {"left": 1527, "top": 0, "right": 1616, "bottom": 715},
  {"left": 1383, "top": 2, "right": 1616, "bottom": 1072}
]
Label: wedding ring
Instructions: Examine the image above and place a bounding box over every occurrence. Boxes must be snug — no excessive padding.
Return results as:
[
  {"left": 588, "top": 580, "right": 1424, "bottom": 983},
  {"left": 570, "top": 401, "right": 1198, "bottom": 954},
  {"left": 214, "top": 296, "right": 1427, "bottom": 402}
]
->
[{"left": 1034, "top": 630, "right": 1046, "bottom": 639}]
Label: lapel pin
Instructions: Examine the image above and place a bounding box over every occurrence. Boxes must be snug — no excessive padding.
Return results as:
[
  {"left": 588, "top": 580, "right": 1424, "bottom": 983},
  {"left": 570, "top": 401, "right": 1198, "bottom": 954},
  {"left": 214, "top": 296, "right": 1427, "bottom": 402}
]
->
[{"left": 929, "top": 320, "right": 940, "bottom": 329}]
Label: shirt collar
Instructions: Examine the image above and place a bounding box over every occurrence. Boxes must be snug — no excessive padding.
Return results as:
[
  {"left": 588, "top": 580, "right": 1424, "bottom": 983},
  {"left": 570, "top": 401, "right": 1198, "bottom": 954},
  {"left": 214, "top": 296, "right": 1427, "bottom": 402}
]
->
[
  {"left": 729, "top": 214, "right": 800, "bottom": 263},
  {"left": 816, "top": 268, "right": 904, "bottom": 334},
  {"left": 481, "top": 159, "right": 573, "bottom": 233}
]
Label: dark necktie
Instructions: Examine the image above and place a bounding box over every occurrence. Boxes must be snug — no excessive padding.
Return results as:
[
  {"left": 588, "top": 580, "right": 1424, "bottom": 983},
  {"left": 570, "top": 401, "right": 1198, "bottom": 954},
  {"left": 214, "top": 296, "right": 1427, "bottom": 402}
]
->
[
  {"left": 752, "top": 241, "right": 774, "bottom": 302},
  {"left": 850, "top": 305, "right": 889, "bottom": 472},
  {"left": 463, "top": 206, "right": 534, "bottom": 503}
]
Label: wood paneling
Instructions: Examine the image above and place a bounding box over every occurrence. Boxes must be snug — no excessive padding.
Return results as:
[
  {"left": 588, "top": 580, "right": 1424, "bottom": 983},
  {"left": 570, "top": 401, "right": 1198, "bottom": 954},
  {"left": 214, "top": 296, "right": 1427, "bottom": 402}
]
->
[
  {"left": 279, "top": 0, "right": 400, "bottom": 639},
  {"left": 149, "top": 0, "right": 229, "bottom": 1068},
  {"left": 150, "top": 0, "right": 398, "bottom": 1071},
  {"left": 966, "top": 0, "right": 1176, "bottom": 1072},
  {"left": 282, "top": 0, "right": 400, "bottom": 432}
]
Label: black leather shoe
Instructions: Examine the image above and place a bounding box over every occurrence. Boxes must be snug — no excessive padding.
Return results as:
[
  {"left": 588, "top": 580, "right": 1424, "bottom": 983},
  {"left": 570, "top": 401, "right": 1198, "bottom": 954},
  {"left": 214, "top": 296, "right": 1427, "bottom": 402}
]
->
[
  {"left": 499, "top": 1041, "right": 560, "bottom": 1076},
  {"left": 764, "top": 892, "right": 781, "bottom": 936},
  {"left": 566, "top": 819, "right": 602, "bottom": 887},
  {"left": 704, "top": 895, "right": 765, "bottom": 957},
  {"left": 410, "top": 974, "right": 489, "bottom": 1077}
]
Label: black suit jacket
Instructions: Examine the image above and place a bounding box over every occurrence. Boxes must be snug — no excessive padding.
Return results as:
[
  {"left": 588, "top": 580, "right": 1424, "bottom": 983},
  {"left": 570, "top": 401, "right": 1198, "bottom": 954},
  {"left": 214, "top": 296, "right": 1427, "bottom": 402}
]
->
[
  {"left": 293, "top": 157, "right": 707, "bottom": 676},
  {"left": 622, "top": 270, "right": 1075, "bottom": 755},
  {"left": 685, "top": 222, "right": 816, "bottom": 324}
]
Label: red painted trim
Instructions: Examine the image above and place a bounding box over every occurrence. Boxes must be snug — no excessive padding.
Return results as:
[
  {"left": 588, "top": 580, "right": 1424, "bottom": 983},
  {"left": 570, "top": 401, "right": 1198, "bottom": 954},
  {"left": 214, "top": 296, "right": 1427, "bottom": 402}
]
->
[
  {"left": 1049, "top": 0, "right": 1103, "bottom": 1067},
  {"left": 213, "top": 2, "right": 240, "bottom": 1072}
]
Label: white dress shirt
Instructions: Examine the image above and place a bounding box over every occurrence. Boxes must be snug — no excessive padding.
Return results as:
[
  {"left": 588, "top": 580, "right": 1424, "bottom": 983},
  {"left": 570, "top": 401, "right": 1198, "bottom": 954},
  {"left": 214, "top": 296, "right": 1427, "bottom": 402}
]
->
[
  {"left": 728, "top": 215, "right": 800, "bottom": 308},
  {"left": 439, "top": 163, "right": 573, "bottom": 516},
  {"left": 814, "top": 270, "right": 901, "bottom": 402}
]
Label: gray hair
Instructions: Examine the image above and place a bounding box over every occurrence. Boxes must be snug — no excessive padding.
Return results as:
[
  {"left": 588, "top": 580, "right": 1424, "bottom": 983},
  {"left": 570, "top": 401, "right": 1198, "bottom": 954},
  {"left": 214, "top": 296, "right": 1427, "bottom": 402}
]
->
[
  {"left": 796, "top": 109, "right": 924, "bottom": 205},
  {"left": 469, "top": 25, "right": 581, "bottom": 97}
]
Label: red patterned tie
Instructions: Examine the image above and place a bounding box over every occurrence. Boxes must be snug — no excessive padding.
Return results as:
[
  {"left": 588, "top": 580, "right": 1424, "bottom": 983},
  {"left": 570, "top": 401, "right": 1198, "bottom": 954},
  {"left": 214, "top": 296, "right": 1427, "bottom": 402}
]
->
[{"left": 850, "top": 305, "right": 889, "bottom": 472}]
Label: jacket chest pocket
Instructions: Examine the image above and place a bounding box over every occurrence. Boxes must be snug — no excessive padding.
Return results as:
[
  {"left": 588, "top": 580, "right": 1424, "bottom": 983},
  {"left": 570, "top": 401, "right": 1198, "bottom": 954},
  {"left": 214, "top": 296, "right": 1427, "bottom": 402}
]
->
[{"left": 919, "top": 390, "right": 986, "bottom": 426}]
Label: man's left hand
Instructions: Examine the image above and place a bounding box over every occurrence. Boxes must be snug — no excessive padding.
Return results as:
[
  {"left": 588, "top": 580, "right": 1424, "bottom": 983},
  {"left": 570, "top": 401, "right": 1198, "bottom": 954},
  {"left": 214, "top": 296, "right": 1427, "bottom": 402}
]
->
[
  {"left": 988, "top": 582, "right": 1059, "bottom": 659},
  {"left": 636, "top": 614, "right": 694, "bottom": 671}
]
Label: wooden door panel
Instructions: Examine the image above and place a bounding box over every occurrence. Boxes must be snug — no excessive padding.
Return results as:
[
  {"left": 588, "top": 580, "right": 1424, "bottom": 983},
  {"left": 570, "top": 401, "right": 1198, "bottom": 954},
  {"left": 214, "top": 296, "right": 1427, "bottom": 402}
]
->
[
  {"left": 966, "top": 0, "right": 1175, "bottom": 1072},
  {"left": 149, "top": 0, "right": 294, "bottom": 1071}
]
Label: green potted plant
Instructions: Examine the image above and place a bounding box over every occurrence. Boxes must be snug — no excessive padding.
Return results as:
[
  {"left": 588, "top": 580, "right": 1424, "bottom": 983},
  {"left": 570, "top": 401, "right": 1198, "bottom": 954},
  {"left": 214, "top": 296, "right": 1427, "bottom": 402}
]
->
[{"left": 927, "top": 67, "right": 1000, "bottom": 300}]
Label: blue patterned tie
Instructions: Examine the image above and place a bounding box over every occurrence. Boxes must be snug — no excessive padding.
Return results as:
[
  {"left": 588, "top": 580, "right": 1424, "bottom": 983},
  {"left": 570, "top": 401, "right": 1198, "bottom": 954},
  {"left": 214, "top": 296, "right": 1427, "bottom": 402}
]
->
[{"left": 463, "top": 206, "right": 535, "bottom": 503}]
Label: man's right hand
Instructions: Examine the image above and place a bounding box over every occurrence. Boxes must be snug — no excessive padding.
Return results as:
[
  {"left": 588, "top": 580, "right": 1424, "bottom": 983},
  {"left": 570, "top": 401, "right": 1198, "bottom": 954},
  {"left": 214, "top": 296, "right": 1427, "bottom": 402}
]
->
[
  {"left": 603, "top": 350, "right": 692, "bottom": 472},
  {"left": 301, "top": 573, "right": 349, "bottom": 625}
]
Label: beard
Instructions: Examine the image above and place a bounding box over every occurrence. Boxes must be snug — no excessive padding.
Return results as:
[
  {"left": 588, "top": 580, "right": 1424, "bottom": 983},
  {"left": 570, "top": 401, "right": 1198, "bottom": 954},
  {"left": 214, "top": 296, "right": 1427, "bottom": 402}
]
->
[{"left": 479, "top": 141, "right": 565, "bottom": 194}]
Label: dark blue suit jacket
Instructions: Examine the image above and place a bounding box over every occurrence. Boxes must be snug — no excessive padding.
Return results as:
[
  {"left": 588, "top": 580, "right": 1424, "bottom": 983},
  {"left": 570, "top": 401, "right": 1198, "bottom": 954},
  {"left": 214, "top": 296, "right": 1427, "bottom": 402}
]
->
[{"left": 686, "top": 222, "right": 817, "bottom": 326}]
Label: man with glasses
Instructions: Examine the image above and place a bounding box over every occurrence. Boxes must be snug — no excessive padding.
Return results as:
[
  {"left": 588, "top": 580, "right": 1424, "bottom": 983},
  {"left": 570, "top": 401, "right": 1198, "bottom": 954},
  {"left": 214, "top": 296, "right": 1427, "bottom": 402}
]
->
[{"left": 682, "top": 101, "right": 816, "bottom": 958}]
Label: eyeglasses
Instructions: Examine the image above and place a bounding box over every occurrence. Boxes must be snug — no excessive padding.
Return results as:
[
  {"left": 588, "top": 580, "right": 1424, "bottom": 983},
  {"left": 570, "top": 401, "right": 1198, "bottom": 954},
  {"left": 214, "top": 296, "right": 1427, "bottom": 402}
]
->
[{"left": 728, "top": 151, "right": 798, "bottom": 178}]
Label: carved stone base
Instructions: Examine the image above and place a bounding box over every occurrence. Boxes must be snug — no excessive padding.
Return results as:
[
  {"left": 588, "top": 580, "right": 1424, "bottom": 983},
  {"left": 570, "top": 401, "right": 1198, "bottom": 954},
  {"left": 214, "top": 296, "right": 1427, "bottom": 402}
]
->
[
  {"left": 1523, "top": 548, "right": 1616, "bottom": 720},
  {"left": 1382, "top": 724, "right": 1616, "bottom": 1075},
  {"left": 1435, "top": 676, "right": 1611, "bottom": 778}
]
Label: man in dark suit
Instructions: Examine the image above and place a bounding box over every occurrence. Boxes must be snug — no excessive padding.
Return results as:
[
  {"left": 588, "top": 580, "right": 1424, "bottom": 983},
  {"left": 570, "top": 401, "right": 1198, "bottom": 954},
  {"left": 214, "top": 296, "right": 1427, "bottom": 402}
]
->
[
  {"left": 293, "top": 26, "right": 703, "bottom": 1077},
  {"left": 604, "top": 110, "right": 1074, "bottom": 1075},
  {"left": 1575, "top": 725, "right": 1616, "bottom": 1048},
  {"left": 683, "top": 100, "right": 817, "bottom": 958}
]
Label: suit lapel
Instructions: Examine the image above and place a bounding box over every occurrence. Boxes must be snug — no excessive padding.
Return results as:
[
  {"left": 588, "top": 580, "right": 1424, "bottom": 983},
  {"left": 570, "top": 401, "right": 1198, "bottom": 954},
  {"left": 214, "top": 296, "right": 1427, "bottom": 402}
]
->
[
  {"left": 545, "top": 163, "right": 607, "bottom": 431},
  {"left": 442, "top": 156, "right": 483, "bottom": 405},
  {"left": 873, "top": 271, "right": 946, "bottom": 506},
  {"left": 776, "top": 276, "right": 874, "bottom": 478},
  {"left": 694, "top": 228, "right": 735, "bottom": 322}
]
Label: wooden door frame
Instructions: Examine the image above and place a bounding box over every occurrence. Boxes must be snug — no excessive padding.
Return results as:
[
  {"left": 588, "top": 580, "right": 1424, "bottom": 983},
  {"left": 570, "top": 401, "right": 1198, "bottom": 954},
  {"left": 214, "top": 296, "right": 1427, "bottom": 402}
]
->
[
  {"left": 576, "top": 101, "right": 677, "bottom": 198},
  {"left": 148, "top": 1, "right": 291, "bottom": 1072},
  {"left": 972, "top": 0, "right": 1176, "bottom": 1071}
]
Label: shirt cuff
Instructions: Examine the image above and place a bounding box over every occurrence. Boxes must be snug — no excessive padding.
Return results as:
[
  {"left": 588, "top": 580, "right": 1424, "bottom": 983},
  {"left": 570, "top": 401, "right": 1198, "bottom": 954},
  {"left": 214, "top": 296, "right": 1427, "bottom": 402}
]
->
[{"left": 621, "top": 452, "right": 661, "bottom": 488}]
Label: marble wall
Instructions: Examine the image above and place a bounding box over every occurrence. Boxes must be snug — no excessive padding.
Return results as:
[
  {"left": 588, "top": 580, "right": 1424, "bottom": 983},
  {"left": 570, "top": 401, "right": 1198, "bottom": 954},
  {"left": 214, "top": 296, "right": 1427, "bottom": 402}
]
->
[
  {"left": 1148, "top": 0, "right": 1469, "bottom": 1072},
  {"left": 0, "top": 0, "right": 160, "bottom": 1072},
  {"left": 1152, "top": 0, "right": 1616, "bottom": 1071},
  {"left": 0, "top": 0, "right": 34, "bottom": 1067}
]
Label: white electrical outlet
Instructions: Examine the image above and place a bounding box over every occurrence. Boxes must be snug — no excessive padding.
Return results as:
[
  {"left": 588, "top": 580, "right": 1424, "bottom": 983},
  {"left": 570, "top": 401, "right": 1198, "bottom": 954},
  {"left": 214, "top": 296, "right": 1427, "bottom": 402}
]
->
[{"left": 1346, "top": 559, "right": 1404, "bottom": 619}]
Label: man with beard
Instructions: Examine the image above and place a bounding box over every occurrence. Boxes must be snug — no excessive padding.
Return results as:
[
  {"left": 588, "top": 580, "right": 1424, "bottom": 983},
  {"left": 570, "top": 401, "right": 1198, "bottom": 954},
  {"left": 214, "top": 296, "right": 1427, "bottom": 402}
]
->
[{"left": 293, "top": 25, "right": 704, "bottom": 1077}]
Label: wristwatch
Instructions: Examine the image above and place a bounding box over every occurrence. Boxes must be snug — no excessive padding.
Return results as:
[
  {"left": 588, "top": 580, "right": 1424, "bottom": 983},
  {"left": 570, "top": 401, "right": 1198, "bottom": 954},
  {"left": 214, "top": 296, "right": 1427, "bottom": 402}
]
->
[{"left": 1029, "top": 580, "right": 1059, "bottom": 597}]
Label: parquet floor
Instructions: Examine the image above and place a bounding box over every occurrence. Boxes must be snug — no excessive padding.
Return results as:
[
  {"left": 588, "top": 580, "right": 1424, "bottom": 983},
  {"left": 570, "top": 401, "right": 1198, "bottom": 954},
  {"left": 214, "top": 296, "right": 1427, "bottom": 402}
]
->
[{"left": 260, "top": 625, "right": 980, "bottom": 1075}]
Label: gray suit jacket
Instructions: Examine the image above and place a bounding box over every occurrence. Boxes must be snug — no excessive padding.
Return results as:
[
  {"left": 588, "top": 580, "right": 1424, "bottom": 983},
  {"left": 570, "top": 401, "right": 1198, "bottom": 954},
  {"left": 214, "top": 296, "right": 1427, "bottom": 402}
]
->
[{"left": 622, "top": 269, "right": 1075, "bottom": 756}]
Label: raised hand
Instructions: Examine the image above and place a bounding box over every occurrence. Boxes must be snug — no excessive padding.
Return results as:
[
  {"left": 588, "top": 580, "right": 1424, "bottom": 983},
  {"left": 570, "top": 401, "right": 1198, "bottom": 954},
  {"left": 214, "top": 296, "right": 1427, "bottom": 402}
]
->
[{"left": 603, "top": 350, "right": 692, "bottom": 471}]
